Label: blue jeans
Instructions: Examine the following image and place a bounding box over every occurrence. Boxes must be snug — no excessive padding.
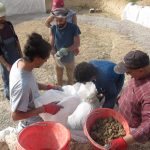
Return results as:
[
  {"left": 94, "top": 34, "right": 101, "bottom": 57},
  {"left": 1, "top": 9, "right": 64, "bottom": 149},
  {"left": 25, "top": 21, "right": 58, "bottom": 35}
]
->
[
  {"left": 0, "top": 65, "right": 10, "bottom": 100},
  {"left": 0, "top": 37, "right": 20, "bottom": 100}
]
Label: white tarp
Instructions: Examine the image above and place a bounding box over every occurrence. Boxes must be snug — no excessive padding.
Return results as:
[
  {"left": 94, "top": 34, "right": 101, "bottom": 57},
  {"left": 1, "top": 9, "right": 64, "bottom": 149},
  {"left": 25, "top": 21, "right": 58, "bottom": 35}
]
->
[
  {"left": 34, "top": 82, "right": 101, "bottom": 143},
  {"left": 34, "top": 82, "right": 99, "bottom": 128},
  {"left": 122, "top": 2, "right": 150, "bottom": 28},
  {"left": 0, "top": 0, "right": 46, "bottom": 16},
  {"left": 122, "top": 3, "right": 142, "bottom": 23},
  {"left": 137, "top": 6, "right": 150, "bottom": 28}
]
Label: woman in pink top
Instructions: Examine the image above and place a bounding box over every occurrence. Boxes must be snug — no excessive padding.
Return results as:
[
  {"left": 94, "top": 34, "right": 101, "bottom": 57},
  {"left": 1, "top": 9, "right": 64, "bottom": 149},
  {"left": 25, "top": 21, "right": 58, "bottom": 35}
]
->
[{"left": 51, "top": 0, "right": 64, "bottom": 11}]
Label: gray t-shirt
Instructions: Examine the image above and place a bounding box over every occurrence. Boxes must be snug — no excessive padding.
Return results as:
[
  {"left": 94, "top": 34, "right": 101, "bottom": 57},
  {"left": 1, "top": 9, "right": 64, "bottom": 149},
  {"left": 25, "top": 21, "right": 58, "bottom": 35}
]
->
[
  {"left": 10, "top": 59, "right": 43, "bottom": 129},
  {"left": 67, "top": 10, "right": 76, "bottom": 24}
]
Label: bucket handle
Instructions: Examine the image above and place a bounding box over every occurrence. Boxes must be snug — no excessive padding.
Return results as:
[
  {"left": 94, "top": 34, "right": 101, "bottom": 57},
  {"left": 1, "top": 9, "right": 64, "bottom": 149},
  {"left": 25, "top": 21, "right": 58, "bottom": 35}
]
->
[
  {"left": 30, "top": 122, "right": 48, "bottom": 127},
  {"left": 104, "top": 144, "right": 111, "bottom": 150},
  {"left": 86, "top": 111, "right": 108, "bottom": 119}
]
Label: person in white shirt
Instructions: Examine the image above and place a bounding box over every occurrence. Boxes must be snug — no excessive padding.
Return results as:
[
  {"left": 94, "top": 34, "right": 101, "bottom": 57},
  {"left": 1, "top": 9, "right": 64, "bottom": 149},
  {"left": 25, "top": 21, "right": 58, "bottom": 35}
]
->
[{"left": 10, "top": 32, "right": 63, "bottom": 132}]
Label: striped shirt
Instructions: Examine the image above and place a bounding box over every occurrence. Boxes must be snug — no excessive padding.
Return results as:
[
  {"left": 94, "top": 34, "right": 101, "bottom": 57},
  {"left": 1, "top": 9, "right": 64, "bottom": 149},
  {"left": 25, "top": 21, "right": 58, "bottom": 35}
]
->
[{"left": 118, "top": 77, "right": 150, "bottom": 143}]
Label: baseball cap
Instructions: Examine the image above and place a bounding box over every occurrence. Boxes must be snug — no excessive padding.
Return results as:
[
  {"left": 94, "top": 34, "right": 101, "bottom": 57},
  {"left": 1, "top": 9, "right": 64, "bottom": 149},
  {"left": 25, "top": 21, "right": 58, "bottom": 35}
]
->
[
  {"left": 0, "top": 2, "right": 6, "bottom": 17},
  {"left": 51, "top": 8, "right": 68, "bottom": 18},
  {"left": 114, "top": 50, "right": 150, "bottom": 74}
]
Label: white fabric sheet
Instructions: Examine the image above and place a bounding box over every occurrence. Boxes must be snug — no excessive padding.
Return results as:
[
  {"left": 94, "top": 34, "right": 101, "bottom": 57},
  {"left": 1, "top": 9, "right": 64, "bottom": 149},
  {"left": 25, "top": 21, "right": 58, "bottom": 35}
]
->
[{"left": 122, "top": 2, "right": 150, "bottom": 28}]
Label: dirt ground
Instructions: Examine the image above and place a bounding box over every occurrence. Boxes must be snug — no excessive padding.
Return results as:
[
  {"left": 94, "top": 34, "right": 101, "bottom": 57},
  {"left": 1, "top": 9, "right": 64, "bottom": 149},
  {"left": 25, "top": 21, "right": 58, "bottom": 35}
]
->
[{"left": 0, "top": 11, "right": 149, "bottom": 149}]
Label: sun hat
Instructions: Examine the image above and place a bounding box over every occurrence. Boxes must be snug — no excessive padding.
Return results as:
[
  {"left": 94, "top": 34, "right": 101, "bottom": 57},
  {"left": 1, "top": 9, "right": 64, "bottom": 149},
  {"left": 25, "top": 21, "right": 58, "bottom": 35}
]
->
[{"left": 51, "top": 8, "right": 68, "bottom": 18}]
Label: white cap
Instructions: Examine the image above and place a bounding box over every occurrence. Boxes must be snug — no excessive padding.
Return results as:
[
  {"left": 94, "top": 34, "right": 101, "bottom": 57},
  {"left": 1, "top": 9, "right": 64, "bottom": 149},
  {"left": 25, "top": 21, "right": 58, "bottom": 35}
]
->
[
  {"left": 0, "top": 2, "right": 6, "bottom": 17},
  {"left": 51, "top": 8, "right": 68, "bottom": 18}
]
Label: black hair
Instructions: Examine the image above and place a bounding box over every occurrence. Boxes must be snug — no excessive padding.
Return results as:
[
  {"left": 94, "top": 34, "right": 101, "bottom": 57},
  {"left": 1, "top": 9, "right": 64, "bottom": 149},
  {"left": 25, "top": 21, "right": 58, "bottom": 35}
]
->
[
  {"left": 23, "top": 32, "right": 51, "bottom": 61},
  {"left": 74, "top": 62, "right": 98, "bottom": 83}
]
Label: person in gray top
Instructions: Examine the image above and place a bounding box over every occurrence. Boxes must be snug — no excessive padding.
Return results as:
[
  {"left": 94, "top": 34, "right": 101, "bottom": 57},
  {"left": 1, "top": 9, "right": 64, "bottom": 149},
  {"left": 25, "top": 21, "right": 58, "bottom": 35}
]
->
[{"left": 10, "top": 32, "right": 62, "bottom": 132}]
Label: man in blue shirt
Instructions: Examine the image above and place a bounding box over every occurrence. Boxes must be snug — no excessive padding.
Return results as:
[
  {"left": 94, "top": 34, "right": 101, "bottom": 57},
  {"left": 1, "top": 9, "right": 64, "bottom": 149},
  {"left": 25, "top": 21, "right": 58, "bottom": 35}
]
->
[
  {"left": 74, "top": 60, "right": 125, "bottom": 108},
  {"left": 50, "top": 8, "right": 81, "bottom": 86}
]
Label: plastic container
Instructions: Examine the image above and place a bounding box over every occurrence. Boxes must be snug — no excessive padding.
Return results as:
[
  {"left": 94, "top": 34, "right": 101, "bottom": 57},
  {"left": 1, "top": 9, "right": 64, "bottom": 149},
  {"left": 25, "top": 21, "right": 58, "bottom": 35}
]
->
[
  {"left": 84, "top": 108, "right": 130, "bottom": 150},
  {"left": 16, "top": 121, "right": 71, "bottom": 150}
]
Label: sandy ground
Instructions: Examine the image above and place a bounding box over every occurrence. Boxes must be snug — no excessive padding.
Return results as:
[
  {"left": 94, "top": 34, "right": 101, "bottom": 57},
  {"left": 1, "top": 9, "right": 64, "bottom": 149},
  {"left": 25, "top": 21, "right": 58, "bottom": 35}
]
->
[{"left": 0, "top": 11, "right": 150, "bottom": 149}]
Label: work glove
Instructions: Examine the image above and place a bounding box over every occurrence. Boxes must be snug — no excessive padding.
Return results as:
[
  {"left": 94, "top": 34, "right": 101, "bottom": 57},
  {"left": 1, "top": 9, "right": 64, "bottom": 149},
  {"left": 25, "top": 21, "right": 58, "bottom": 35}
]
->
[
  {"left": 43, "top": 102, "right": 63, "bottom": 115},
  {"left": 54, "top": 48, "right": 69, "bottom": 67},
  {"left": 56, "top": 48, "right": 69, "bottom": 57},
  {"left": 47, "top": 84, "right": 54, "bottom": 90},
  {"left": 86, "top": 92, "right": 99, "bottom": 103},
  {"left": 109, "top": 137, "right": 128, "bottom": 150}
]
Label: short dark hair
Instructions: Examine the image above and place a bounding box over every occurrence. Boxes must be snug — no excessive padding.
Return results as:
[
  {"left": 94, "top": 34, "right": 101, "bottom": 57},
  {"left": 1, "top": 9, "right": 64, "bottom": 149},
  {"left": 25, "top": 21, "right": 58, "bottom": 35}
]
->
[
  {"left": 74, "top": 62, "right": 98, "bottom": 83},
  {"left": 24, "top": 32, "right": 51, "bottom": 61}
]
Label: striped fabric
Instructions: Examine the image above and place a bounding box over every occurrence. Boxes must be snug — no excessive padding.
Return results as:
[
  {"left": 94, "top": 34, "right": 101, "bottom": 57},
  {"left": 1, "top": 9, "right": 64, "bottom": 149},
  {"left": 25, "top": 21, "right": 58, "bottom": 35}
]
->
[{"left": 119, "top": 77, "right": 150, "bottom": 143}]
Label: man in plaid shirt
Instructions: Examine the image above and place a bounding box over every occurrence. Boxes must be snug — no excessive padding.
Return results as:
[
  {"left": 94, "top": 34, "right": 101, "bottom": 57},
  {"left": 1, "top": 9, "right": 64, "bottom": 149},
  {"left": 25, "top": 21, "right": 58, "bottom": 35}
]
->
[{"left": 109, "top": 50, "right": 150, "bottom": 150}]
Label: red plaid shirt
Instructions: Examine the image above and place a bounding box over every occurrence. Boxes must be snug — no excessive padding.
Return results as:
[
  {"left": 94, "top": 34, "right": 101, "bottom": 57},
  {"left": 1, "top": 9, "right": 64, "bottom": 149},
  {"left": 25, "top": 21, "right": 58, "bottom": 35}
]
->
[{"left": 118, "top": 77, "right": 150, "bottom": 143}]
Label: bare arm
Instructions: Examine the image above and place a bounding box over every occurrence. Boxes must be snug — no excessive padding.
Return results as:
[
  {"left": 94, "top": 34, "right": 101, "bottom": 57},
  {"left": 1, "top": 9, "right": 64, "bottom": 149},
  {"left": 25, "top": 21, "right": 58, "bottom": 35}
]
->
[
  {"left": 45, "top": 15, "right": 55, "bottom": 28},
  {"left": 16, "top": 40, "right": 23, "bottom": 57},
  {"left": 72, "top": 15, "right": 77, "bottom": 25},
  {"left": 11, "top": 107, "right": 44, "bottom": 121},
  {"left": 68, "top": 35, "right": 80, "bottom": 51},
  {"left": 49, "top": 29, "right": 56, "bottom": 55},
  {"left": 123, "top": 134, "right": 136, "bottom": 145},
  {"left": 0, "top": 55, "right": 11, "bottom": 71},
  {"left": 38, "top": 83, "right": 48, "bottom": 90},
  {"left": 49, "top": 29, "right": 54, "bottom": 48}
]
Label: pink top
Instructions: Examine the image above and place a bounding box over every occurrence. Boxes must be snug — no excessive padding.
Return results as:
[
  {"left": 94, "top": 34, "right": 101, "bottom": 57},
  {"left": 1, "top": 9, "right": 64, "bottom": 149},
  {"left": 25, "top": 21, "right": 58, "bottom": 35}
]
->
[{"left": 52, "top": 0, "right": 64, "bottom": 11}]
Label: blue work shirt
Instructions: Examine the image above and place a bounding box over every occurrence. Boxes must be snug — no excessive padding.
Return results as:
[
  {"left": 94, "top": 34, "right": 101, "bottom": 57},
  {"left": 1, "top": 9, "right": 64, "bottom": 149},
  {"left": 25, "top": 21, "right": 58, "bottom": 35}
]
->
[
  {"left": 89, "top": 60, "right": 125, "bottom": 108},
  {"left": 51, "top": 22, "right": 81, "bottom": 63}
]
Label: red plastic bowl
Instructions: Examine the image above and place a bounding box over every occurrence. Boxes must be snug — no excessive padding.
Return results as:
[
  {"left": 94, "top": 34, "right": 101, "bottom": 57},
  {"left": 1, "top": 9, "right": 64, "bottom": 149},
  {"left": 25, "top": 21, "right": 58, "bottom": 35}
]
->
[
  {"left": 16, "top": 121, "right": 71, "bottom": 150},
  {"left": 84, "top": 108, "right": 130, "bottom": 150}
]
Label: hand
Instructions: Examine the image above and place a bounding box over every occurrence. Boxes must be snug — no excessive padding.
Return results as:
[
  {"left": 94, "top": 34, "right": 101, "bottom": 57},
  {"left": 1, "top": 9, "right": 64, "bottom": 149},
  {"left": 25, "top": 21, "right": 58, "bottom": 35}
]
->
[
  {"left": 43, "top": 102, "right": 63, "bottom": 115},
  {"left": 73, "top": 48, "right": 79, "bottom": 56},
  {"left": 96, "top": 92, "right": 104, "bottom": 102},
  {"left": 109, "top": 137, "right": 128, "bottom": 150},
  {"left": 47, "top": 84, "right": 63, "bottom": 91},
  {"left": 6, "top": 64, "right": 12, "bottom": 71},
  {"left": 52, "top": 85, "right": 63, "bottom": 91}
]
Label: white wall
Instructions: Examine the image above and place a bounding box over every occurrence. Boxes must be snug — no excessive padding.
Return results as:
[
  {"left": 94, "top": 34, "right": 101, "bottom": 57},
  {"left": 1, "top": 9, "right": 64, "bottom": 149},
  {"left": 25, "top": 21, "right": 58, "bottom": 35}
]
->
[{"left": 0, "top": 0, "right": 46, "bottom": 16}]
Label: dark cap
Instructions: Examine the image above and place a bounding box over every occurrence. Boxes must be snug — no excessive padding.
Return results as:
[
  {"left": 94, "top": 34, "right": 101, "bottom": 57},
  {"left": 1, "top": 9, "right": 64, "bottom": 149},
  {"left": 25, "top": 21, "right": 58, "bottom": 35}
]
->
[
  {"left": 51, "top": 8, "right": 68, "bottom": 18},
  {"left": 114, "top": 50, "right": 150, "bottom": 74}
]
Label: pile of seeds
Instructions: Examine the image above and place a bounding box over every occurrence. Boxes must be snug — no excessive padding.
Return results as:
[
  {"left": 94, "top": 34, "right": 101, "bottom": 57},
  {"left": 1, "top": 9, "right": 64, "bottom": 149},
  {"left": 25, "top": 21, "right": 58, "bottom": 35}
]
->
[{"left": 90, "top": 117, "right": 126, "bottom": 146}]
